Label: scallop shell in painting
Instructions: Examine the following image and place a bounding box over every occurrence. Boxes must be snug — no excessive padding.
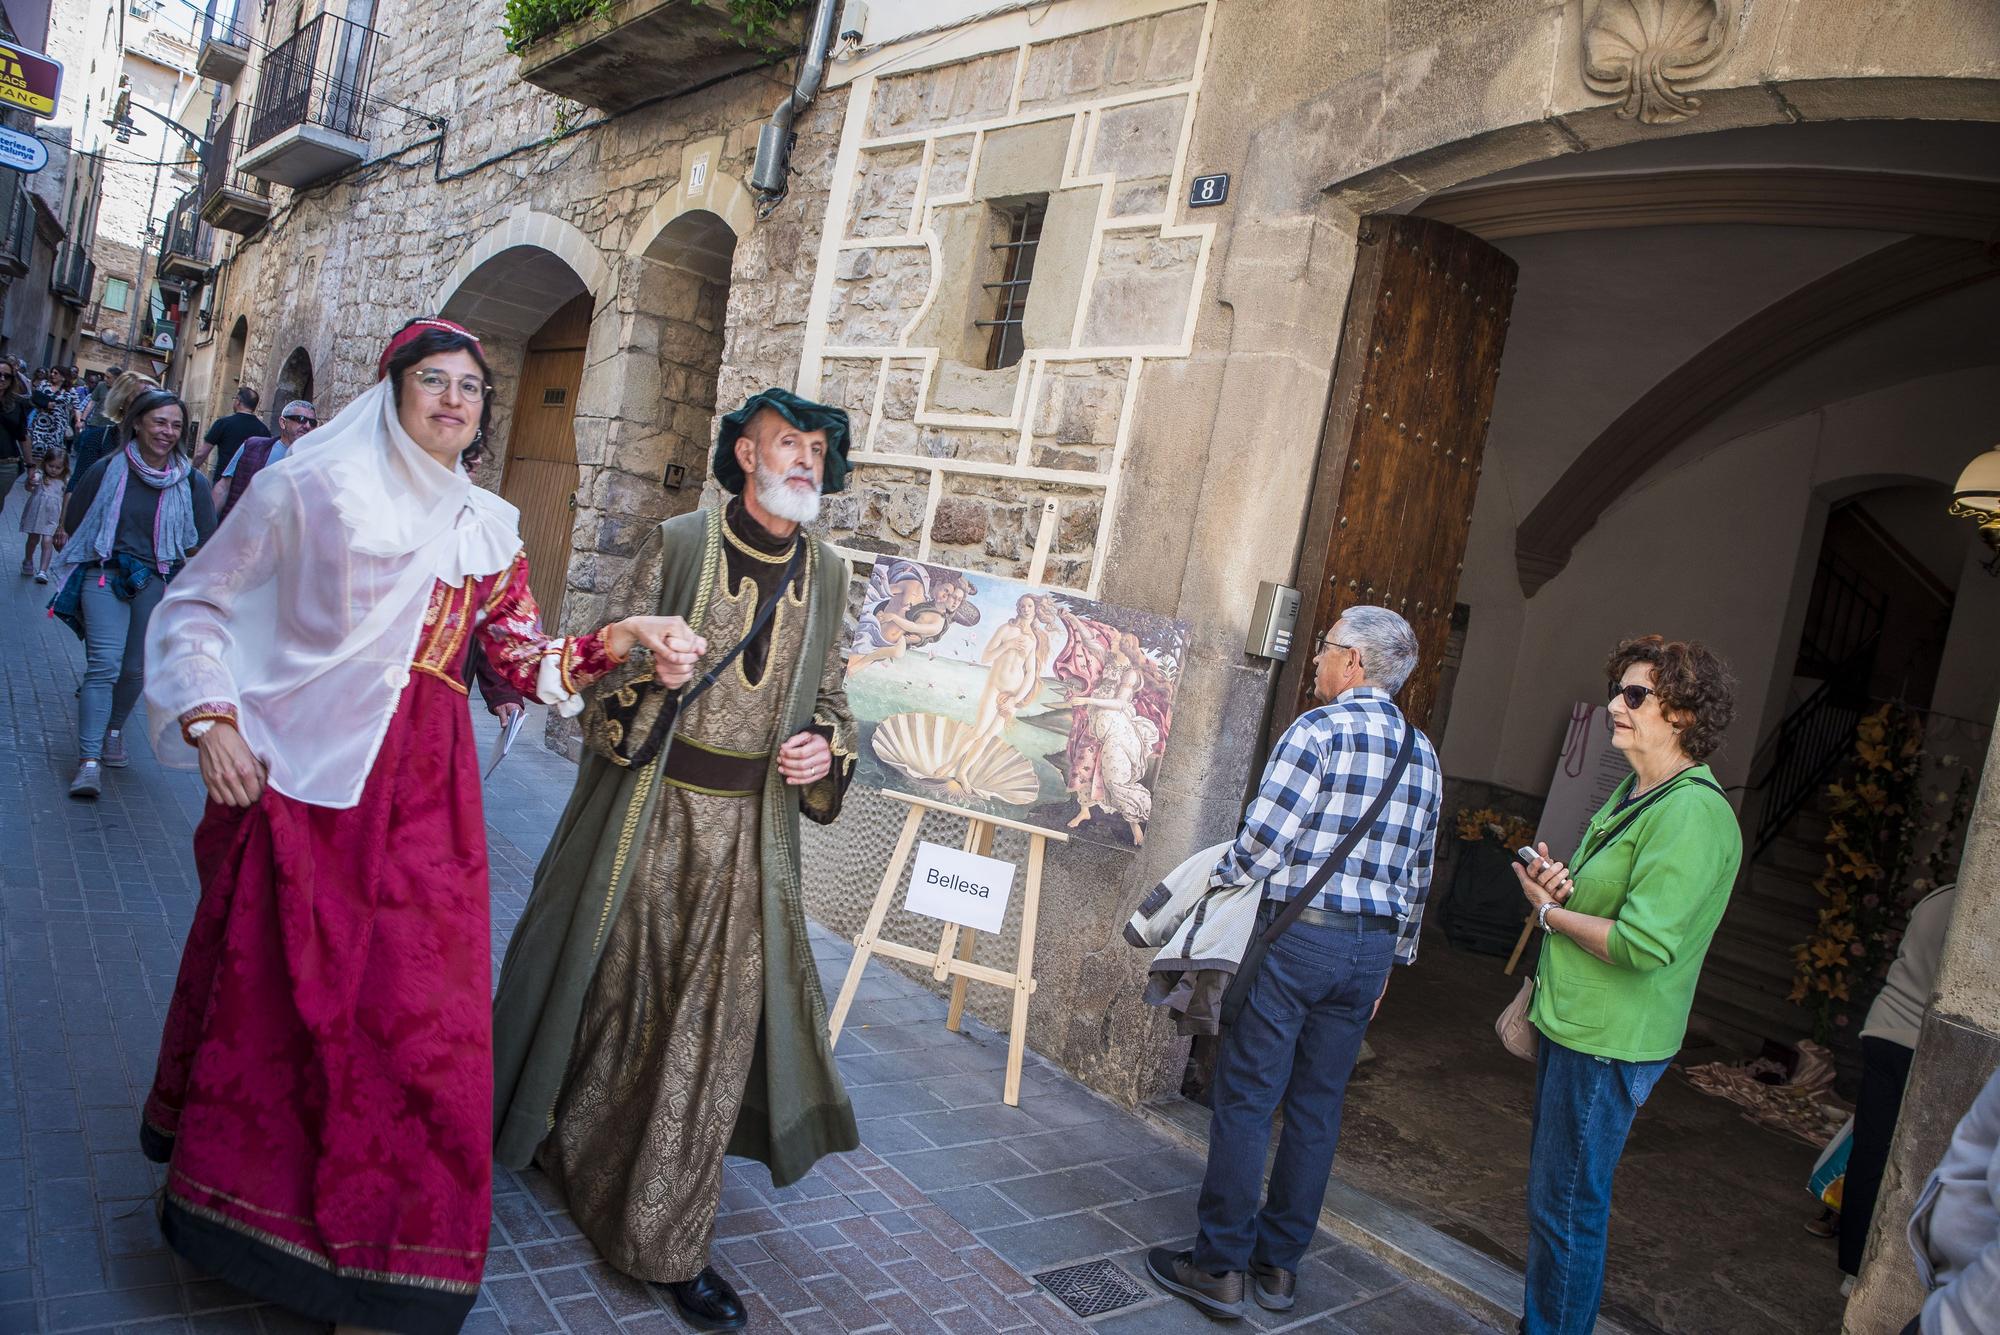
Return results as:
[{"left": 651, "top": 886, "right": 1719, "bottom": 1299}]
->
[{"left": 870, "top": 712, "right": 1041, "bottom": 807}]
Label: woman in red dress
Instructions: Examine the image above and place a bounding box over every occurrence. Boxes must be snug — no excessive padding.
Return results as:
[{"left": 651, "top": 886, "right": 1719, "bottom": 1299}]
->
[{"left": 139, "top": 318, "right": 705, "bottom": 1334}]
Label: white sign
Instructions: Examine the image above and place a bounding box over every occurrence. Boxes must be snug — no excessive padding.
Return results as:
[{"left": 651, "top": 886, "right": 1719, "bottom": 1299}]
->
[
  {"left": 904, "top": 839, "right": 1015, "bottom": 934},
  {"left": 0, "top": 125, "right": 45, "bottom": 173},
  {"left": 1534, "top": 702, "right": 1632, "bottom": 859},
  {"left": 688, "top": 155, "right": 709, "bottom": 195}
]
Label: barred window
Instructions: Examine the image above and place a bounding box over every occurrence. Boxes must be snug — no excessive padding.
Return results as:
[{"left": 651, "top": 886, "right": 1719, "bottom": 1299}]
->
[{"left": 978, "top": 199, "right": 1045, "bottom": 371}]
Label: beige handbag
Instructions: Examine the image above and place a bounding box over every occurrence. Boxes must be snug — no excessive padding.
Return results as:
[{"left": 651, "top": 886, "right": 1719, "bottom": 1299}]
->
[{"left": 1496, "top": 977, "right": 1539, "bottom": 1062}]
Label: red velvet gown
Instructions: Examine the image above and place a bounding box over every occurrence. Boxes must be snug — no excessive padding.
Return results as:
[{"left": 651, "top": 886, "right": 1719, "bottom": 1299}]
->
[{"left": 142, "top": 555, "right": 616, "bottom": 1335}]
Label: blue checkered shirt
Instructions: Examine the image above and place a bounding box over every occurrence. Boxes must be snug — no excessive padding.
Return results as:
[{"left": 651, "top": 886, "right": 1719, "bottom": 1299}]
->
[{"left": 1211, "top": 688, "right": 1443, "bottom": 964}]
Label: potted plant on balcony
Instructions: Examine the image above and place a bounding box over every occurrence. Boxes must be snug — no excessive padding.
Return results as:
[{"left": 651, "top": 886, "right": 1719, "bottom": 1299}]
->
[{"left": 505, "top": 0, "right": 808, "bottom": 112}]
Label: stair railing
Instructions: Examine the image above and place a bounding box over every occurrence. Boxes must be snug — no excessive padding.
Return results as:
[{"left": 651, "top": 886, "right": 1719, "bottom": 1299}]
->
[{"left": 1743, "top": 634, "right": 1881, "bottom": 860}]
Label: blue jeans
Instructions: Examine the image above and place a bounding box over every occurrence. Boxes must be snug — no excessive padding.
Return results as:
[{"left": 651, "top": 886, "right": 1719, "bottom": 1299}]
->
[
  {"left": 78, "top": 571, "right": 165, "bottom": 759},
  {"left": 1520, "top": 1036, "right": 1670, "bottom": 1333},
  {"left": 1193, "top": 902, "right": 1397, "bottom": 1275}
]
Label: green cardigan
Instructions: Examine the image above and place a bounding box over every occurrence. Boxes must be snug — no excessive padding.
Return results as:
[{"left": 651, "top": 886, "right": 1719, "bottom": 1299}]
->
[
  {"left": 1529, "top": 765, "right": 1742, "bottom": 1063},
  {"left": 490, "top": 506, "right": 860, "bottom": 1186}
]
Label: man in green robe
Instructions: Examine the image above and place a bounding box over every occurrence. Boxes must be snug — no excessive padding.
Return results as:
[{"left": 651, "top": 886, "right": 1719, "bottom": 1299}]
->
[{"left": 492, "top": 389, "right": 861, "bottom": 1331}]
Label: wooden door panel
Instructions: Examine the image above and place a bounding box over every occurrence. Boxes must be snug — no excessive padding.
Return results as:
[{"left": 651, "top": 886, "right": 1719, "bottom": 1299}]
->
[
  {"left": 503, "top": 345, "right": 586, "bottom": 627},
  {"left": 1277, "top": 217, "right": 1516, "bottom": 738}
]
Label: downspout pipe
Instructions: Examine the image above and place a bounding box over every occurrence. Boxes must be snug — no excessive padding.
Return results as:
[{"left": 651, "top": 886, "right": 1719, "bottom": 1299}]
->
[{"left": 750, "top": 0, "right": 841, "bottom": 208}]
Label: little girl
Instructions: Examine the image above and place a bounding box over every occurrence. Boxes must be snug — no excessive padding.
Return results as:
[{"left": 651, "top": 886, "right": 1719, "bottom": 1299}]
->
[{"left": 20, "top": 447, "right": 65, "bottom": 583}]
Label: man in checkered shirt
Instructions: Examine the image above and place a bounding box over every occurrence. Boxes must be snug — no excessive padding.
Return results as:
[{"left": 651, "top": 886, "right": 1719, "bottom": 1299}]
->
[{"left": 1149, "top": 605, "right": 1442, "bottom": 1321}]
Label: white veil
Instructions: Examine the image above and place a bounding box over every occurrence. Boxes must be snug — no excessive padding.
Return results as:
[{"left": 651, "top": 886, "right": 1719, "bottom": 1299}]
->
[{"left": 144, "top": 379, "right": 523, "bottom": 809}]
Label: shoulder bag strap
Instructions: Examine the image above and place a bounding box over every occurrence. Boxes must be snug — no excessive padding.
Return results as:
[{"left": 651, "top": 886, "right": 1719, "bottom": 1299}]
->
[
  {"left": 676, "top": 538, "right": 803, "bottom": 713},
  {"left": 1571, "top": 774, "right": 1726, "bottom": 876},
  {"left": 1256, "top": 713, "right": 1419, "bottom": 950}
]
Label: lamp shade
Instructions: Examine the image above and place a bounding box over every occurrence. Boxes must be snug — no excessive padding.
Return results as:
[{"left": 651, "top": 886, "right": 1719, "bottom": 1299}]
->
[{"left": 1950, "top": 445, "right": 2000, "bottom": 520}]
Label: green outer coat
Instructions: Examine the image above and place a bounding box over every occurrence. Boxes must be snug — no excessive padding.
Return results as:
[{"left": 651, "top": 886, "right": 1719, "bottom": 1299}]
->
[{"left": 491, "top": 506, "right": 859, "bottom": 1187}]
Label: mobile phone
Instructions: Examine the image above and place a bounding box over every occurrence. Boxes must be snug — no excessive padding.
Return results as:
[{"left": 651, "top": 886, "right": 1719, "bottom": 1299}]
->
[{"left": 1515, "top": 845, "right": 1541, "bottom": 867}]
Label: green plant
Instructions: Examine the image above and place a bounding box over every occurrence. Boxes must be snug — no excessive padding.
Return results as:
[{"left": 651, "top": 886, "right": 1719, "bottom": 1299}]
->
[{"left": 502, "top": 0, "right": 808, "bottom": 54}]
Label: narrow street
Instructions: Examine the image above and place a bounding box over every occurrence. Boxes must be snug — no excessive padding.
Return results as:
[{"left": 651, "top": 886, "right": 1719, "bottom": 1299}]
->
[{"left": 0, "top": 487, "right": 1500, "bottom": 1334}]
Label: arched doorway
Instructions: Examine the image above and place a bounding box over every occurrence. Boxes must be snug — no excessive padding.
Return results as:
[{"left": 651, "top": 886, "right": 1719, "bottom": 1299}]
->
[
  {"left": 640, "top": 207, "right": 737, "bottom": 511},
  {"left": 218, "top": 317, "right": 249, "bottom": 431},
  {"left": 1276, "top": 117, "right": 2000, "bottom": 1335},
  {"left": 275, "top": 346, "right": 313, "bottom": 410},
  {"left": 437, "top": 238, "right": 597, "bottom": 626}
]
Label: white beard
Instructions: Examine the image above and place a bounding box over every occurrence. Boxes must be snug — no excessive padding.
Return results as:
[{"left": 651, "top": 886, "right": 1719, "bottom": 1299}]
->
[{"left": 755, "top": 464, "right": 821, "bottom": 525}]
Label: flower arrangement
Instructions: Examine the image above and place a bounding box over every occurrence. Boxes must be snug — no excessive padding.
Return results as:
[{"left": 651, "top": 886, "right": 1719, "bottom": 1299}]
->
[
  {"left": 501, "top": 0, "right": 805, "bottom": 54},
  {"left": 1787, "top": 704, "right": 1937, "bottom": 1041},
  {"left": 1455, "top": 807, "right": 1537, "bottom": 850}
]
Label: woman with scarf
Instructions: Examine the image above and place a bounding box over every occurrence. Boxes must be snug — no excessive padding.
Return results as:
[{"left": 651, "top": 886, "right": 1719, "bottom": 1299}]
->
[
  {"left": 54, "top": 388, "right": 215, "bottom": 799},
  {"left": 137, "top": 318, "right": 705, "bottom": 1335}
]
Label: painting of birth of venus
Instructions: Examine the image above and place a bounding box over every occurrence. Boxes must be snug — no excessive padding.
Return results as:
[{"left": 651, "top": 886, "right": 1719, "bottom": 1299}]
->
[{"left": 844, "top": 557, "right": 1188, "bottom": 850}]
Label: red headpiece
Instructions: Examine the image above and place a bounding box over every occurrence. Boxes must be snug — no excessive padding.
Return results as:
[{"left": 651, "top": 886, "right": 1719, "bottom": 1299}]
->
[{"left": 376, "top": 318, "right": 483, "bottom": 380}]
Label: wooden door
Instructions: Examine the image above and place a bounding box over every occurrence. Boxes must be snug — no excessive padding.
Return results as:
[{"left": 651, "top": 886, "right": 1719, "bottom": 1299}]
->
[
  {"left": 502, "top": 297, "right": 590, "bottom": 628},
  {"left": 1275, "top": 217, "right": 1517, "bottom": 737}
]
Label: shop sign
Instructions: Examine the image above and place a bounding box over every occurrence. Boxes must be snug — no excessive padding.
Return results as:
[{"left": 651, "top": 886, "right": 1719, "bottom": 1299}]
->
[
  {"left": 0, "top": 40, "right": 61, "bottom": 117},
  {"left": 0, "top": 124, "right": 46, "bottom": 172}
]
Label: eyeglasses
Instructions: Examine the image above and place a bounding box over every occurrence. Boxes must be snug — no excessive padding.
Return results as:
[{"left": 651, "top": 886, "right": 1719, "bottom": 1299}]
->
[
  {"left": 1318, "top": 634, "right": 1354, "bottom": 655},
  {"left": 407, "top": 369, "right": 490, "bottom": 400},
  {"left": 1608, "top": 682, "right": 1658, "bottom": 710},
  {"left": 283, "top": 414, "right": 317, "bottom": 427}
]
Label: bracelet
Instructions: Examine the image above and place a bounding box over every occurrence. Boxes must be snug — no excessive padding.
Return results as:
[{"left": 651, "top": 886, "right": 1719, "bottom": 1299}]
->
[
  {"left": 179, "top": 710, "right": 237, "bottom": 748},
  {"left": 1537, "top": 900, "right": 1559, "bottom": 935}
]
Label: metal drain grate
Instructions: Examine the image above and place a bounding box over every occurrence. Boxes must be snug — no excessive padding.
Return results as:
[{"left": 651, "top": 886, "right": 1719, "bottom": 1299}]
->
[{"left": 1035, "top": 1259, "right": 1149, "bottom": 1318}]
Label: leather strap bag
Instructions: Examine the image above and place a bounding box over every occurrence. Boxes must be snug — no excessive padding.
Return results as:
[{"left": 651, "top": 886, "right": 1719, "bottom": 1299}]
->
[
  {"left": 1495, "top": 770, "right": 1727, "bottom": 1062},
  {"left": 1182, "top": 715, "right": 1419, "bottom": 1103}
]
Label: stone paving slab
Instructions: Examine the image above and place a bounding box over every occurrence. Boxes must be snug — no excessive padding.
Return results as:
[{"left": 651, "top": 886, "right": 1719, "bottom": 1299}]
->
[{"left": 0, "top": 486, "right": 1498, "bottom": 1334}]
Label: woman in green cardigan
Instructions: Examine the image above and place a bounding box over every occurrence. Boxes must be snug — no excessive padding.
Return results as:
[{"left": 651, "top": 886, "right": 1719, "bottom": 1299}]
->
[{"left": 1511, "top": 635, "right": 1741, "bottom": 1334}]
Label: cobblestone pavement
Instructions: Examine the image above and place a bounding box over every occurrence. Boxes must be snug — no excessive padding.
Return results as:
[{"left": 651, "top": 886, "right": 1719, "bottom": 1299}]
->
[{"left": 0, "top": 487, "right": 1498, "bottom": 1334}]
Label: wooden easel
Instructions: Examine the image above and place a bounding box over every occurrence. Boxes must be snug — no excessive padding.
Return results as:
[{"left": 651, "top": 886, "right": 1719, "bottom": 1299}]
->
[{"left": 825, "top": 500, "right": 1066, "bottom": 1106}]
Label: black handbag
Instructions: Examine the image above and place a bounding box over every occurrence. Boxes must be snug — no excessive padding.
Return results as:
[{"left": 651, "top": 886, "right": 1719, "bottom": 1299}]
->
[{"left": 1181, "top": 715, "right": 1418, "bottom": 1104}]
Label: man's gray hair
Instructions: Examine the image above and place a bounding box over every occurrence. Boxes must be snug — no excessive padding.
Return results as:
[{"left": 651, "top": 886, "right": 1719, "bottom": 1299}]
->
[
  {"left": 1337, "top": 605, "right": 1421, "bottom": 694},
  {"left": 281, "top": 399, "right": 316, "bottom": 420}
]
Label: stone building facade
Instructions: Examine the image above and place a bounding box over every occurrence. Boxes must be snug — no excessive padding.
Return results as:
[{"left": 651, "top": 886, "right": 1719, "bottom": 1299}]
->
[{"left": 188, "top": 2, "right": 1999, "bottom": 1329}]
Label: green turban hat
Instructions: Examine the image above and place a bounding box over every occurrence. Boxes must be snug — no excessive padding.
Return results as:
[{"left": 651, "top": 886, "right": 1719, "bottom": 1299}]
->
[{"left": 712, "top": 388, "right": 852, "bottom": 496}]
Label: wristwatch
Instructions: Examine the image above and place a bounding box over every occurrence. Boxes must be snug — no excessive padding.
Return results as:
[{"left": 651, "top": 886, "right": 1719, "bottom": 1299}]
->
[{"left": 1537, "top": 900, "right": 1559, "bottom": 935}]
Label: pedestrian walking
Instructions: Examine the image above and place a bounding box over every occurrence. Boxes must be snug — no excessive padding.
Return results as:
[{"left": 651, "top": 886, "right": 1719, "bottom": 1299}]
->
[
  {"left": 18, "top": 447, "right": 65, "bottom": 581},
  {"left": 69, "top": 372, "right": 159, "bottom": 493},
  {"left": 50, "top": 388, "right": 216, "bottom": 799},
  {"left": 136, "top": 316, "right": 702, "bottom": 1335},
  {"left": 1510, "top": 635, "right": 1740, "bottom": 1335},
  {"left": 1838, "top": 884, "right": 1959, "bottom": 1286},
  {"left": 213, "top": 397, "right": 315, "bottom": 521},
  {"left": 193, "top": 385, "right": 268, "bottom": 482},
  {"left": 1146, "top": 605, "right": 1442, "bottom": 1321}
]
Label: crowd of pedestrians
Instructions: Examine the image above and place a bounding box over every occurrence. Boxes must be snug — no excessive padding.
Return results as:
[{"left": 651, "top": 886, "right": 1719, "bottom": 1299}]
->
[{"left": 9, "top": 332, "right": 1986, "bottom": 1335}]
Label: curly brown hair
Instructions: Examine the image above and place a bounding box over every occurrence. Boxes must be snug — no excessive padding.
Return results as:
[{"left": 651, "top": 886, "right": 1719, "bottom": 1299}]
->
[{"left": 1606, "top": 635, "right": 1736, "bottom": 762}]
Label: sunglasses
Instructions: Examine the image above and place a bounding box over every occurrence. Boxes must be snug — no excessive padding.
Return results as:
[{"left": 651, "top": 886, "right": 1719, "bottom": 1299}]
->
[
  {"left": 283, "top": 414, "right": 317, "bottom": 427},
  {"left": 1608, "top": 682, "right": 1658, "bottom": 710}
]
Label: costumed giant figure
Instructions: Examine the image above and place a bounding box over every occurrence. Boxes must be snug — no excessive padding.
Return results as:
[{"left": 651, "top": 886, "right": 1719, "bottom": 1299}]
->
[{"left": 492, "top": 389, "right": 860, "bottom": 1332}]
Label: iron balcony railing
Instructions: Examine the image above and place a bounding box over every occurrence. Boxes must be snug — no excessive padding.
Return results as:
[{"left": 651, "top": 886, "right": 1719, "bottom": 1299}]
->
[
  {"left": 200, "top": 0, "right": 252, "bottom": 49},
  {"left": 163, "top": 191, "right": 214, "bottom": 269},
  {"left": 200, "top": 105, "right": 272, "bottom": 209},
  {"left": 247, "top": 13, "right": 383, "bottom": 150}
]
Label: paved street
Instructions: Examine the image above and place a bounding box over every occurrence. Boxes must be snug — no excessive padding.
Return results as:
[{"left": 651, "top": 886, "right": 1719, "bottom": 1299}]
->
[{"left": 0, "top": 486, "right": 1498, "bottom": 1335}]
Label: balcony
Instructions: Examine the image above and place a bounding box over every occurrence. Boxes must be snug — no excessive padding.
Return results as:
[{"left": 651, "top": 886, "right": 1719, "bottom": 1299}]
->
[
  {"left": 199, "top": 106, "right": 273, "bottom": 235},
  {"left": 238, "top": 14, "right": 380, "bottom": 188},
  {"left": 514, "top": 0, "right": 803, "bottom": 113},
  {"left": 197, "top": 0, "right": 252, "bottom": 82},
  {"left": 50, "top": 242, "right": 93, "bottom": 307},
  {"left": 160, "top": 191, "right": 213, "bottom": 287}
]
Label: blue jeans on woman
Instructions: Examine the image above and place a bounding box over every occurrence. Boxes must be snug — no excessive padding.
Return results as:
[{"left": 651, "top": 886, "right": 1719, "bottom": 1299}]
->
[
  {"left": 78, "top": 570, "right": 165, "bottom": 759},
  {"left": 1194, "top": 902, "right": 1398, "bottom": 1276},
  {"left": 1521, "top": 1035, "right": 1670, "bottom": 1334}
]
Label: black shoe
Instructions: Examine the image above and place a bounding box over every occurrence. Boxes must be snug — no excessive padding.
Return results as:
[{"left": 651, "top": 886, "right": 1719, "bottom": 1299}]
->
[
  {"left": 660, "top": 1266, "right": 747, "bottom": 1331},
  {"left": 1249, "top": 1260, "right": 1295, "bottom": 1311},
  {"left": 1145, "top": 1247, "right": 1245, "bottom": 1319}
]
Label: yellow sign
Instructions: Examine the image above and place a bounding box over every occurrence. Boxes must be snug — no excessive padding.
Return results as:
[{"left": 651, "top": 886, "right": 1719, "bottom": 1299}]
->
[{"left": 0, "top": 41, "right": 62, "bottom": 118}]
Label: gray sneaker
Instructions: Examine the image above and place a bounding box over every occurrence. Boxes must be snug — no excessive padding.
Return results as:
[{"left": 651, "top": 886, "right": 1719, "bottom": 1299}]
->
[
  {"left": 1146, "top": 1248, "right": 1244, "bottom": 1319},
  {"left": 68, "top": 760, "right": 102, "bottom": 800},
  {"left": 102, "top": 730, "right": 129, "bottom": 768},
  {"left": 1250, "top": 1261, "right": 1296, "bottom": 1311}
]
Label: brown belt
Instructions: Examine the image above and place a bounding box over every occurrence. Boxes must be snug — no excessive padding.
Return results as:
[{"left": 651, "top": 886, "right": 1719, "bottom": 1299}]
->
[{"left": 661, "top": 735, "right": 769, "bottom": 797}]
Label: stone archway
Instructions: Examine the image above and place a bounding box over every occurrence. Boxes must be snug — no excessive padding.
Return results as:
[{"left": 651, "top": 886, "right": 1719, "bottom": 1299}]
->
[{"left": 274, "top": 346, "right": 313, "bottom": 411}]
